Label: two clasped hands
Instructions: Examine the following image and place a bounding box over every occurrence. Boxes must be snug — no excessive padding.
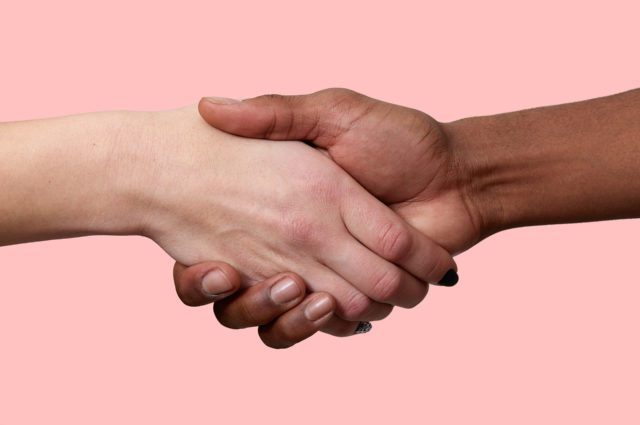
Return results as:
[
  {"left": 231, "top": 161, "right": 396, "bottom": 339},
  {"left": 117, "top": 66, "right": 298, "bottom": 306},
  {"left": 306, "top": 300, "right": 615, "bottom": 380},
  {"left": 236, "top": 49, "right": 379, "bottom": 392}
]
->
[
  {"left": 174, "top": 89, "right": 475, "bottom": 347},
  {"left": 3, "top": 88, "right": 639, "bottom": 348}
]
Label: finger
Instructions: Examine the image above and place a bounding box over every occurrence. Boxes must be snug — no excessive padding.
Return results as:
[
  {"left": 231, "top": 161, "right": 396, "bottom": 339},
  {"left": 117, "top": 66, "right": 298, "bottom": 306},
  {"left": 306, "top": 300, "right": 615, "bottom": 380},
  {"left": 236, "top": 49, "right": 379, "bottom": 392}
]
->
[
  {"left": 258, "top": 292, "right": 336, "bottom": 349},
  {"left": 320, "top": 317, "right": 372, "bottom": 337},
  {"left": 325, "top": 237, "right": 428, "bottom": 308},
  {"left": 198, "top": 88, "right": 365, "bottom": 143},
  {"left": 303, "top": 265, "right": 394, "bottom": 322},
  {"left": 198, "top": 93, "right": 319, "bottom": 141},
  {"left": 259, "top": 298, "right": 374, "bottom": 348},
  {"left": 213, "top": 273, "right": 306, "bottom": 329},
  {"left": 340, "top": 186, "right": 458, "bottom": 285},
  {"left": 173, "top": 261, "right": 242, "bottom": 307}
]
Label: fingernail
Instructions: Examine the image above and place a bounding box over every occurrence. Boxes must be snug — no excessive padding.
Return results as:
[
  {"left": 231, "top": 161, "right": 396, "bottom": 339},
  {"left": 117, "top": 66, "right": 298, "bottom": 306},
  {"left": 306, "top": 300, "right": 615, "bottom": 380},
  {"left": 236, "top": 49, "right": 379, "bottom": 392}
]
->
[
  {"left": 304, "top": 296, "right": 333, "bottom": 321},
  {"left": 201, "top": 269, "right": 233, "bottom": 296},
  {"left": 269, "top": 277, "right": 302, "bottom": 305},
  {"left": 437, "top": 269, "right": 459, "bottom": 287},
  {"left": 205, "top": 96, "right": 241, "bottom": 105},
  {"left": 354, "top": 321, "right": 372, "bottom": 335}
]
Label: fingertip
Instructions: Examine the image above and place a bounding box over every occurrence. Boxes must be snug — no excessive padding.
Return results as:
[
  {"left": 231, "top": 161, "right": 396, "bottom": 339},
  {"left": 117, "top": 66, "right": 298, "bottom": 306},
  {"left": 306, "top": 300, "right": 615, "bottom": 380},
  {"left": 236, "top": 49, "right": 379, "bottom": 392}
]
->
[
  {"left": 267, "top": 273, "right": 307, "bottom": 306},
  {"left": 174, "top": 261, "right": 242, "bottom": 307},
  {"left": 425, "top": 244, "right": 458, "bottom": 285},
  {"left": 200, "top": 271, "right": 240, "bottom": 302},
  {"left": 199, "top": 96, "right": 241, "bottom": 108},
  {"left": 274, "top": 272, "right": 307, "bottom": 294},
  {"left": 303, "top": 293, "right": 337, "bottom": 322},
  {"left": 394, "top": 224, "right": 459, "bottom": 286},
  {"left": 213, "top": 272, "right": 308, "bottom": 330},
  {"left": 198, "top": 96, "right": 214, "bottom": 114},
  {"left": 208, "top": 262, "right": 242, "bottom": 292},
  {"left": 198, "top": 97, "right": 241, "bottom": 128},
  {"left": 257, "top": 292, "right": 337, "bottom": 349},
  {"left": 434, "top": 268, "right": 459, "bottom": 287}
]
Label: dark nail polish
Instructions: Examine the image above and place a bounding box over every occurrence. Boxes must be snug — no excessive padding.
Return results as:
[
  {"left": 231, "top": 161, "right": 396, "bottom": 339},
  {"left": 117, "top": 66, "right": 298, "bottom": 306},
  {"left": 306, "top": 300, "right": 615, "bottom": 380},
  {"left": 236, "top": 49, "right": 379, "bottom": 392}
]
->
[
  {"left": 354, "top": 322, "right": 372, "bottom": 335},
  {"left": 438, "top": 269, "right": 459, "bottom": 287}
]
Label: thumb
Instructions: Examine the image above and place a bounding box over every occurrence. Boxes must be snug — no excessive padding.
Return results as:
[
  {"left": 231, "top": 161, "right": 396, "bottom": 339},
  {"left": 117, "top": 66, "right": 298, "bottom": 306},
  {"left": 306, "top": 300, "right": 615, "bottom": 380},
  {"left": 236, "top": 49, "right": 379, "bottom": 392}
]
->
[{"left": 197, "top": 89, "right": 345, "bottom": 144}]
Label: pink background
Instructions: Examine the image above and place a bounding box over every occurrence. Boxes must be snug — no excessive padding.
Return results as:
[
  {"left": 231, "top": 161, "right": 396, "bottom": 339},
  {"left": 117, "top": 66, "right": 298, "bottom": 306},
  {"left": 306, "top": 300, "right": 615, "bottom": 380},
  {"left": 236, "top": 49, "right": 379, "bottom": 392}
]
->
[{"left": 1, "top": 1, "right": 639, "bottom": 423}]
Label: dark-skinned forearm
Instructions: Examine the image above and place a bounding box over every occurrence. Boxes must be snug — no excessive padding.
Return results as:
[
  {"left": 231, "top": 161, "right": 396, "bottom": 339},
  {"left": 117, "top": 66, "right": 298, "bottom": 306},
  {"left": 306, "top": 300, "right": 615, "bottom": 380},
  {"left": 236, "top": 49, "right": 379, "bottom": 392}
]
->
[{"left": 446, "top": 89, "right": 640, "bottom": 236}]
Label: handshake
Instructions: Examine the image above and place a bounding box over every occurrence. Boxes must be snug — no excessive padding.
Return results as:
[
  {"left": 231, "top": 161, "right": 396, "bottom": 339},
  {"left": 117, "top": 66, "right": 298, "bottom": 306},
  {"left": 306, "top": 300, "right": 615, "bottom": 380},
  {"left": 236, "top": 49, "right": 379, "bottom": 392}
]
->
[
  {"left": 168, "top": 89, "right": 483, "bottom": 347},
  {"left": 4, "top": 88, "right": 638, "bottom": 348},
  {"left": 170, "top": 89, "right": 477, "bottom": 347}
]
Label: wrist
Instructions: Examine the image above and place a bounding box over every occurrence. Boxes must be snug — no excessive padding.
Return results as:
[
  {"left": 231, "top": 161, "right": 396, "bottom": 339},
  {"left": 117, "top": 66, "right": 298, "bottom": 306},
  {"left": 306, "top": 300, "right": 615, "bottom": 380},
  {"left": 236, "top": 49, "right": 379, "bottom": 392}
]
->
[
  {"left": 115, "top": 107, "right": 230, "bottom": 245},
  {"left": 63, "top": 110, "right": 160, "bottom": 238},
  {"left": 443, "top": 114, "right": 526, "bottom": 237},
  {"left": 99, "top": 110, "right": 169, "bottom": 238},
  {"left": 443, "top": 102, "right": 613, "bottom": 235}
]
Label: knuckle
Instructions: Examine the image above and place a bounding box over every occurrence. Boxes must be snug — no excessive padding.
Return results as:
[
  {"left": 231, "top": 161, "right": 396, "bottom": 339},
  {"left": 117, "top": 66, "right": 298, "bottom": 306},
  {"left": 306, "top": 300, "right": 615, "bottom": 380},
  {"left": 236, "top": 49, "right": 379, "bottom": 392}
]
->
[
  {"left": 283, "top": 215, "right": 320, "bottom": 246},
  {"left": 316, "top": 88, "right": 372, "bottom": 138},
  {"left": 323, "top": 87, "right": 360, "bottom": 102},
  {"left": 280, "top": 178, "right": 340, "bottom": 247},
  {"left": 253, "top": 94, "right": 294, "bottom": 137},
  {"left": 340, "top": 291, "right": 374, "bottom": 321},
  {"left": 370, "top": 268, "right": 403, "bottom": 302},
  {"left": 257, "top": 93, "right": 286, "bottom": 103},
  {"left": 378, "top": 221, "right": 412, "bottom": 261}
]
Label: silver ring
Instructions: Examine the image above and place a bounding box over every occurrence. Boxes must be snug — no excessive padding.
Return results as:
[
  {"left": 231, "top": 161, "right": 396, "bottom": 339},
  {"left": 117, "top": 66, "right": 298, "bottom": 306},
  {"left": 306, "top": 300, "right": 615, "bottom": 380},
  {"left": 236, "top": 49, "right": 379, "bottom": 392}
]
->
[{"left": 354, "top": 321, "right": 372, "bottom": 334}]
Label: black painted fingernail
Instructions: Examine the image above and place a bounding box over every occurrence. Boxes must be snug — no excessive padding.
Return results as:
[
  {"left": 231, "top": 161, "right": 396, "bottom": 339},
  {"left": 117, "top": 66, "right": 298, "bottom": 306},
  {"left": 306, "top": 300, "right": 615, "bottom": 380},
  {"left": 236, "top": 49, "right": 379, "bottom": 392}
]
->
[
  {"left": 354, "top": 322, "right": 372, "bottom": 335},
  {"left": 437, "top": 269, "right": 459, "bottom": 287}
]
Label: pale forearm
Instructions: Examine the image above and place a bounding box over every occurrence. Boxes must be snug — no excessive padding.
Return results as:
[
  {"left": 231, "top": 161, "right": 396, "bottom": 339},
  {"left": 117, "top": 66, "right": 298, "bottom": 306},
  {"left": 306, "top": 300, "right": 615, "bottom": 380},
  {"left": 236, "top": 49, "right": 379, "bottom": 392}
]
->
[
  {"left": 448, "top": 89, "right": 640, "bottom": 235},
  {"left": 0, "top": 112, "right": 148, "bottom": 246}
]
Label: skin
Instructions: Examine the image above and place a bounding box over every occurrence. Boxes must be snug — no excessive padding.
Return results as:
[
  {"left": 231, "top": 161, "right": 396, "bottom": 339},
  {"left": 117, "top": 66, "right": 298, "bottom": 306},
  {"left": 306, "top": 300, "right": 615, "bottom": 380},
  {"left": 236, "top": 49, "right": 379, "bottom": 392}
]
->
[
  {"left": 0, "top": 105, "right": 458, "bottom": 330},
  {"left": 176, "top": 88, "right": 640, "bottom": 348}
]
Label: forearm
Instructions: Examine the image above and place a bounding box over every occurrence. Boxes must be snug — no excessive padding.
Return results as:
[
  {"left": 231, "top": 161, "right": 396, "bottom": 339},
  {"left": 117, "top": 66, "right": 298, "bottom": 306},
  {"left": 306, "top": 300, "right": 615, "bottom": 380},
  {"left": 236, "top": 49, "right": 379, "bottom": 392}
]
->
[
  {"left": 448, "top": 89, "right": 640, "bottom": 235},
  {"left": 0, "top": 112, "right": 148, "bottom": 246}
]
